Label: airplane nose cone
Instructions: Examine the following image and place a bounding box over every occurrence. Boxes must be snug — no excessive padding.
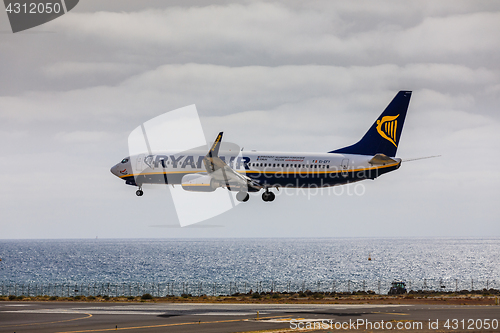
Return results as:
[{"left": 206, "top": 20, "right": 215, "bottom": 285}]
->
[{"left": 110, "top": 164, "right": 120, "bottom": 177}]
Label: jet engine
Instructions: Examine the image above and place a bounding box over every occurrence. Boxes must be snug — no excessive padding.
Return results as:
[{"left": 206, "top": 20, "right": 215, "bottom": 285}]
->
[{"left": 181, "top": 174, "right": 217, "bottom": 192}]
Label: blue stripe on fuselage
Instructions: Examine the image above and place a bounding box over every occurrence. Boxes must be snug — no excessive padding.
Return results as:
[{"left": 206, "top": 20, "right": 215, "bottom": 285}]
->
[{"left": 122, "top": 163, "right": 399, "bottom": 187}]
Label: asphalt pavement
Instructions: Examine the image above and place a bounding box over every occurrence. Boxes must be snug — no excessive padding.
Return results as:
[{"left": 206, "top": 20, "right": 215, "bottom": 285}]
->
[{"left": 1, "top": 301, "right": 499, "bottom": 332}]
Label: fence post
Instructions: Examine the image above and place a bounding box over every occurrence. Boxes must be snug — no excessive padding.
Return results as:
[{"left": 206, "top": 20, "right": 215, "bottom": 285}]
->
[
  {"left": 378, "top": 280, "right": 381, "bottom": 295},
  {"left": 471, "top": 278, "right": 474, "bottom": 292},
  {"left": 348, "top": 280, "right": 350, "bottom": 293}
]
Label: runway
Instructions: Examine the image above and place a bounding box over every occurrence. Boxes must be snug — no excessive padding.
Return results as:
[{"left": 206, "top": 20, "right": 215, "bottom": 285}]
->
[{"left": 0, "top": 302, "right": 499, "bottom": 332}]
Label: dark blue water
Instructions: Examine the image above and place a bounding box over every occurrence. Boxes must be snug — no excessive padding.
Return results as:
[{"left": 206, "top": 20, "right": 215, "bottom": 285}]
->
[{"left": 0, "top": 238, "right": 498, "bottom": 291}]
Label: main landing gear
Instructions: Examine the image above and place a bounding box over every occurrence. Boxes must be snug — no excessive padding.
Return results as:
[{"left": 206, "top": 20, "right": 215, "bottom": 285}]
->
[
  {"left": 236, "top": 191, "right": 249, "bottom": 202},
  {"left": 262, "top": 189, "right": 275, "bottom": 202},
  {"left": 136, "top": 186, "right": 144, "bottom": 196}
]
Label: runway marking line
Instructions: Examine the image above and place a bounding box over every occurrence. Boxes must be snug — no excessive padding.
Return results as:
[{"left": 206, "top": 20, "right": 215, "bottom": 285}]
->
[
  {"left": 371, "top": 311, "right": 408, "bottom": 316},
  {"left": 0, "top": 312, "right": 93, "bottom": 328},
  {"left": 56, "top": 315, "right": 289, "bottom": 333}
]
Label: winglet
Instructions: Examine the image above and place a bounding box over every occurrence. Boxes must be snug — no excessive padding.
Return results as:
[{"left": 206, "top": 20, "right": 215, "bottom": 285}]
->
[
  {"left": 204, "top": 132, "right": 229, "bottom": 174},
  {"left": 207, "top": 132, "right": 223, "bottom": 158}
]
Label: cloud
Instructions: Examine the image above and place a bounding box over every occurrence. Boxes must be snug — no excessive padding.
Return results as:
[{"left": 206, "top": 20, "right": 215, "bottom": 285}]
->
[
  {"left": 49, "top": 3, "right": 500, "bottom": 68},
  {"left": 42, "top": 61, "right": 144, "bottom": 78},
  {"left": 2, "top": 63, "right": 497, "bottom": 125},
  {"left": 55, "top": 131, "right": 115, "bottom": 143},
  {"left": 1, "top": 1, "right": 500, "bottom": 238}
]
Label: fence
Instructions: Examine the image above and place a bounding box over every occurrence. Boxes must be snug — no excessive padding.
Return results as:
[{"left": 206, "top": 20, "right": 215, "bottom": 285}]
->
[{"left": 1, "top": 279, "right": 498, "bottom": 298}]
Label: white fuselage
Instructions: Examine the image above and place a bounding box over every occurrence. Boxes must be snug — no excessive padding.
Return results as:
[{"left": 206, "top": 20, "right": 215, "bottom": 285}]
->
[{"left": 111, "top": 150, "right": 401, "bottom": 189}]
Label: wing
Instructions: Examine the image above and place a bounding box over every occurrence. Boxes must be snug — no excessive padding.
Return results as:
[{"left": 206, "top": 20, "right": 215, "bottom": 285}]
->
[{"left": 203, "top": 132, "right": 261, "bottom": 191}]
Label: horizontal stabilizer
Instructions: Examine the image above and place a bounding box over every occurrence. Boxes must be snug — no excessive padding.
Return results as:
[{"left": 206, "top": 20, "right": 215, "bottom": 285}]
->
[{"left": 369, "top": 153, "right": 397, "bottom": 165}]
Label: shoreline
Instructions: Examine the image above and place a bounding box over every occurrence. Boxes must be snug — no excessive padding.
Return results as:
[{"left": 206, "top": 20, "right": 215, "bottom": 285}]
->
[{"left": 2, "top": 292, "right": 499, "bottom": 306}]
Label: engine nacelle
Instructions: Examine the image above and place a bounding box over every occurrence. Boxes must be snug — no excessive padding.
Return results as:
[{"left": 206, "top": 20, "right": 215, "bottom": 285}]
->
[{"left": 181, "top": 174, "right": 217, "bottom": 192}]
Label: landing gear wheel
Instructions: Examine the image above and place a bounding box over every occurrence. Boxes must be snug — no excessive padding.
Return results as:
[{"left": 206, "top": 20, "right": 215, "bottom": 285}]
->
[
  {"left": 236, "top": 191, "right": 250, "bottom": 202},
  {"left": 136, "top": 189, "right": 144, "bottom": 196},
  {"left": 262, "top": 191, "right": 275, "bottom": 202}
]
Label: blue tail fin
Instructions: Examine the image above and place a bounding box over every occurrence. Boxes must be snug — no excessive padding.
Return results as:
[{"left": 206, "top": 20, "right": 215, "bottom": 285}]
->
[{"left": 330, "top": 91, "right": 412, "bottom": 157}]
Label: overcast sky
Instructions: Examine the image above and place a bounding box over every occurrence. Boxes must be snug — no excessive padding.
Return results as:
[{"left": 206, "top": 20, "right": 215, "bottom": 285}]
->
[{"left": 1, "top": 0, "right": 499, "bottom": 239}]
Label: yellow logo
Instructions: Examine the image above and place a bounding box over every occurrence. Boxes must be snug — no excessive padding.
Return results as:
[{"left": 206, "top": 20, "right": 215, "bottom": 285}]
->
[
  {"left": 212, "top": 133, "right": 222, "bottom": 151},
  {"left": 376, "top": 114, "right": 399, "bottom": 147}
]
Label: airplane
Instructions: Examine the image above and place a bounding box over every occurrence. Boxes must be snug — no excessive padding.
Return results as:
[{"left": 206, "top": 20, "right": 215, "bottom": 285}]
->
[{"left": 111, "top": 91, "right": 413, "bottom": 202}]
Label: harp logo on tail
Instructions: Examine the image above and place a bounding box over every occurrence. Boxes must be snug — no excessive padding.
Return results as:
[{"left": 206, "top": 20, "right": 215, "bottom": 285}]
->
[{"left": 376, "top": 114, "right": 399, "bottom": 147}]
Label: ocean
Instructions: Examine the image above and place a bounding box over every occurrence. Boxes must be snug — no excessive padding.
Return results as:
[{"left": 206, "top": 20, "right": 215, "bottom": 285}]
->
[{"left": 0, "top": 238, "right": 499, "bottom": 295}]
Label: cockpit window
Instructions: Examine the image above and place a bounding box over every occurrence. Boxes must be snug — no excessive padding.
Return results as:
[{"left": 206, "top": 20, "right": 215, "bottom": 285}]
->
[{"left": 121, "top": 158, "right": 129, "bottom": 163}]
